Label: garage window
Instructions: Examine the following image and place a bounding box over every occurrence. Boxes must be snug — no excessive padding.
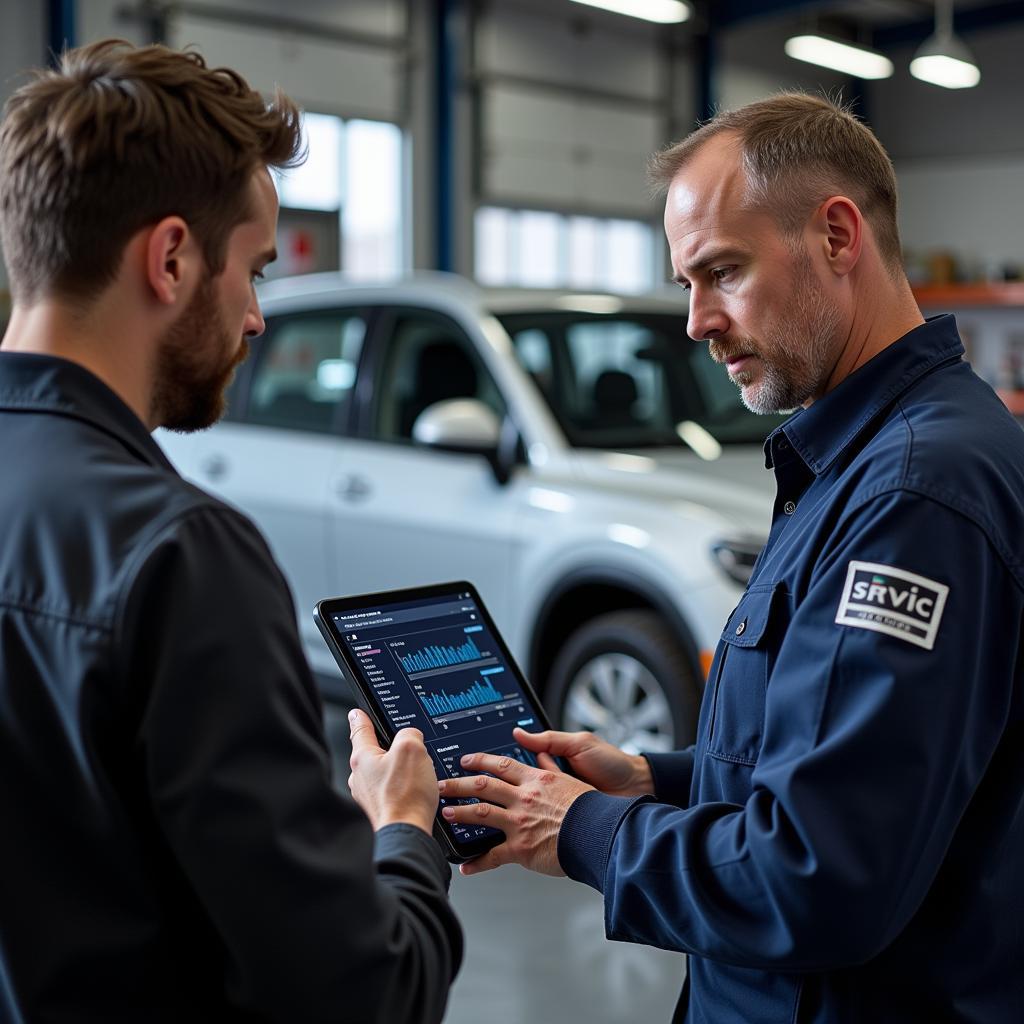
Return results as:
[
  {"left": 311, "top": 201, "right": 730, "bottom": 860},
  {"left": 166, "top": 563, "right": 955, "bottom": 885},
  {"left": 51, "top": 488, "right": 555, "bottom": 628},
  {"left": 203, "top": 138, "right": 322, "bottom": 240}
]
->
[
  {"left": 273, "top": 113, "right": 404, "bottom": 280},
  {"left": 474, "top": 206, "right": 656, "bottom": 293}
]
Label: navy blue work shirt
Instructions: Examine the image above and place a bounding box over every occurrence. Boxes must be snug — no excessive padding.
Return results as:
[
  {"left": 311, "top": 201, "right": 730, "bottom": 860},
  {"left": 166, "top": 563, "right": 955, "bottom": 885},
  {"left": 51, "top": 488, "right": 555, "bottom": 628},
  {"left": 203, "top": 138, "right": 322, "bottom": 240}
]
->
[{"left": 558, "top": 316, "right": 1024, "bottom": 1022}]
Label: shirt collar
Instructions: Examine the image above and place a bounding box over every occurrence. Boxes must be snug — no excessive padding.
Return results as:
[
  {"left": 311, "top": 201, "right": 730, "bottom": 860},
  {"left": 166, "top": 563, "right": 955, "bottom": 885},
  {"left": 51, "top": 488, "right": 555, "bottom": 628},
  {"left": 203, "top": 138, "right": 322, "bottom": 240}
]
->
[
  {"left": 764, "top": 314, "right": 964, "bottom": 475},
  {"left": 0, "top": 352, "right": 176, "bottom": 471}
]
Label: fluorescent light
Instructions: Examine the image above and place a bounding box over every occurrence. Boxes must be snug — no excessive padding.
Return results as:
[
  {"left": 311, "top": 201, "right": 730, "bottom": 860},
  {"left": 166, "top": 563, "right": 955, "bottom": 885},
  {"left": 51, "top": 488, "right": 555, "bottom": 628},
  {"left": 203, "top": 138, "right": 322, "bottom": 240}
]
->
[
  {"left": 910, "top": 0, "right": 980, "bottom": 89},
  {"left": 784, "top": 34, "right": 894, "bottom": 80},
  {"left": 569, "top": 0, "right": 690, "bottom": 25},
  {"left": 917, "top": 0, "right": 978, "bottom": 89},
  {"left": 910, "top": 53, "right": 980, "bottom": 88}
]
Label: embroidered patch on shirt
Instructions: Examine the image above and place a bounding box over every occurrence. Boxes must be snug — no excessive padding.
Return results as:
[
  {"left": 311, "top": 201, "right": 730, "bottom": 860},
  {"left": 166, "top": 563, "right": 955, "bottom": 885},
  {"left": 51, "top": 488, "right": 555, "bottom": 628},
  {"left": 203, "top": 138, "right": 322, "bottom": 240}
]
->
[{"left": 835, "top": 560, "right": 949, "bottom": 650}]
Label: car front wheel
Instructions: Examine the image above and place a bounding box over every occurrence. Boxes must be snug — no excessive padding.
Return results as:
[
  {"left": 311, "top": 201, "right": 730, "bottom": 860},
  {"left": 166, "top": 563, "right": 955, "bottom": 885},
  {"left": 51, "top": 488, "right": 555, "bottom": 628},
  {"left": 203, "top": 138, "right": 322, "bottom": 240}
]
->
[{"left": 546, "top": 610, "right": 701, "bottom": 754}]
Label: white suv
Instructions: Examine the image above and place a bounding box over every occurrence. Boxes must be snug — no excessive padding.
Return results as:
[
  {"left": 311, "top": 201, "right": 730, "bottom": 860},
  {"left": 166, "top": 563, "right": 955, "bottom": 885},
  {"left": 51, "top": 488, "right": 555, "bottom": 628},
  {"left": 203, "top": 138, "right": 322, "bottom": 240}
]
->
[{"left": 158, "top": 273, "right": 779, "bottom": 752}]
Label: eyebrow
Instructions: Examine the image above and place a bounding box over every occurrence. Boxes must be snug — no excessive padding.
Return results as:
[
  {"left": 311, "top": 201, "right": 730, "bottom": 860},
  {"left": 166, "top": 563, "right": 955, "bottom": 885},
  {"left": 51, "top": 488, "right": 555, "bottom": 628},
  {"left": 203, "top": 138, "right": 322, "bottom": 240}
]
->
[{"left": 672, "top": 246, "right": 750, "bottom": 284}]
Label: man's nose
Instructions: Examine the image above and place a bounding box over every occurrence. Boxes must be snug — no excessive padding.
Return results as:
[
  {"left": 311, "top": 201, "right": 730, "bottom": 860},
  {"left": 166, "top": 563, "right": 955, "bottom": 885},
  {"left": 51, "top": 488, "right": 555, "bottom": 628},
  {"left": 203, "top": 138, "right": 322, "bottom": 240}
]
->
[
  {"left": 686, "top": 288, "right": 728, "bottom": 341},
  {"left": 244, "top": 299, "right": 266, "bottom": 339}
]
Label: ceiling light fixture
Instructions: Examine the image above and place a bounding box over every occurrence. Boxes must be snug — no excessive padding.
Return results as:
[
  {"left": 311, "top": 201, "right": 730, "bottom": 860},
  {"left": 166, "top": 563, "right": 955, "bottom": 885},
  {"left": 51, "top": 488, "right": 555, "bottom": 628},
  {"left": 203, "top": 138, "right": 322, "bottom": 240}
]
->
[
  {"left": 784, "top": 33, "right": 894, "bottom": 80},
  {"left": 568, "top": 0, "right": 690, "bottom": 25},
  {"left": 910, "top": 0, "right": 980, "bottom": 89}
]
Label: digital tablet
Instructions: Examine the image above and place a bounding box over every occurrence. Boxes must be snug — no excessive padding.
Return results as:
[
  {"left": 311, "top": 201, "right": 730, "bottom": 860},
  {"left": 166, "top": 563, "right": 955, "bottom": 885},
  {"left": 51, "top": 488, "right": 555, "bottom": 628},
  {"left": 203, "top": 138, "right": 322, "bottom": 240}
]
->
[{"left": 314, "top": 581, "right": 559, "bottom": 863}]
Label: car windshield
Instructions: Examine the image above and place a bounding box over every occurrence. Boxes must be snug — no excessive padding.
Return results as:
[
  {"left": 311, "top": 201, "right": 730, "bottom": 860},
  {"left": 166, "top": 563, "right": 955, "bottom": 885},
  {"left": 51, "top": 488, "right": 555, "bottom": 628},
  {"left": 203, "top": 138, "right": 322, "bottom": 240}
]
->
[{"left": 495, "top": 310, "right": 789, "bottom": 449}]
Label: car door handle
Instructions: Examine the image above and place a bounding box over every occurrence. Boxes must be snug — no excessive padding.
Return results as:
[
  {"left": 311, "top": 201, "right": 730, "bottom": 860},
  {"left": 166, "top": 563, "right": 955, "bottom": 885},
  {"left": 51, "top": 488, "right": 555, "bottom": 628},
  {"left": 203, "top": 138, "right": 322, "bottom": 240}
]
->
[
  {"left": 335, "top": 474, "right": 372, "bottom": 502},
  {"left": 200, "top": 453, "right": 229, "bottom": 482}
]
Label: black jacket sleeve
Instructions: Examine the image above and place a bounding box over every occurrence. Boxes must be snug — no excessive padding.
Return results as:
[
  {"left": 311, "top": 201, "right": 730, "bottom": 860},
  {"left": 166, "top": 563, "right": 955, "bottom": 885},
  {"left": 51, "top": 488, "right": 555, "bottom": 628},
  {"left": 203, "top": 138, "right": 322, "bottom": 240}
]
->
[{"left": 115, "top": 505, "right": 463, "bottom": 1024}]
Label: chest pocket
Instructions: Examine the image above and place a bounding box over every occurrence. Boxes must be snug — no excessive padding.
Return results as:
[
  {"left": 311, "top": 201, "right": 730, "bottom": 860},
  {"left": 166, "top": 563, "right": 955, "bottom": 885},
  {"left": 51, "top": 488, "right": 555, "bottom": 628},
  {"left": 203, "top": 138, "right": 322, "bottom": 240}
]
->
[{"left": 707, "top": 582, "right": 786, "bottom": 766}]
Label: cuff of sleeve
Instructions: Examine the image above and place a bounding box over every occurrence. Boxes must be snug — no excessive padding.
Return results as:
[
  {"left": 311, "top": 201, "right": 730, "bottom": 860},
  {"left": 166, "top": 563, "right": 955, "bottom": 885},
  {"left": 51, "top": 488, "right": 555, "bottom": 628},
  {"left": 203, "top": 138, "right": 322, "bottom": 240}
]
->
[
  {"left": 644, "top": 750, "right": 694, "bottom": 806},
  {"left": 374, "top": 823, "right": 453, "bottom": 889},
  {"left": 557, "top": 790, "right": 653, "bottom": 892}
]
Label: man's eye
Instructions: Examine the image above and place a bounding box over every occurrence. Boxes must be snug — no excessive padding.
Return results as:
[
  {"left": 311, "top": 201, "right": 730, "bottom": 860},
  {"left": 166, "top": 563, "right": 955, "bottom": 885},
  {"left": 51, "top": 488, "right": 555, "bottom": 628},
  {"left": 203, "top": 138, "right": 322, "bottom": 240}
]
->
[
  {"left": 251, "top": 270, "right": 265, "bottom": 284},
  {"left": 711, "top": 266, "right": 735, "bottom": 282}
]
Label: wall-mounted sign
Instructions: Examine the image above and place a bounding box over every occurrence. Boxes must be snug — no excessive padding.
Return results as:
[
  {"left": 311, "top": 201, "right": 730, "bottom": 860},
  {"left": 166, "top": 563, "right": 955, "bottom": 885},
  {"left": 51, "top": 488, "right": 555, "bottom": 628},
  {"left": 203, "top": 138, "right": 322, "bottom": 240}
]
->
[{"left": 266, "top": 207, "right": 341, "bottom": 280}]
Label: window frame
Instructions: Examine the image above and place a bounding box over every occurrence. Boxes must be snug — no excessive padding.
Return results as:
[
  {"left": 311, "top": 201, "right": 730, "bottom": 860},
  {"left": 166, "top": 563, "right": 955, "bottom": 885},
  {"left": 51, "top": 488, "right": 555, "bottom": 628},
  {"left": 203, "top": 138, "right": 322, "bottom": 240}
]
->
[{"left": 351, "top": 304, "right": 509, "bottom": 446}]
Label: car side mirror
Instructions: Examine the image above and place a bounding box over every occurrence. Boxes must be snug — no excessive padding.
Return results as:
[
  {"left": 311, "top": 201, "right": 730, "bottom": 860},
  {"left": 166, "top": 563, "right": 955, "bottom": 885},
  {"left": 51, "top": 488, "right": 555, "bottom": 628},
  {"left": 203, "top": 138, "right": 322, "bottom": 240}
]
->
[{"left": 412, "top": 399, "right": 515, "bottom": 485}]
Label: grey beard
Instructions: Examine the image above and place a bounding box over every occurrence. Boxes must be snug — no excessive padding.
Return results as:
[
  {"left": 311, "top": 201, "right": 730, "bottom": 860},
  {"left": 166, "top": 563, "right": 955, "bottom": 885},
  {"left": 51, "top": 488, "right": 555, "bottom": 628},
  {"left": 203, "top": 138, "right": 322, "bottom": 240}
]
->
[{"left": 740, "top": 289, "right": 842, "bottom": 414}]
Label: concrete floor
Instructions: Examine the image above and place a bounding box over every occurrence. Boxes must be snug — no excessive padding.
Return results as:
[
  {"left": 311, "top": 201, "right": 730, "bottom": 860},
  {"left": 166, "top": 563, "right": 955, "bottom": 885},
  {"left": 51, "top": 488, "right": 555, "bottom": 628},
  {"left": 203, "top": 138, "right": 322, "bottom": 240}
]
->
[
  {"left": 445, "top": 864, "right": 683, "bottom": 1024},
  {"left": 323, "top": 704, "right": 685, "bottom": 1023}
]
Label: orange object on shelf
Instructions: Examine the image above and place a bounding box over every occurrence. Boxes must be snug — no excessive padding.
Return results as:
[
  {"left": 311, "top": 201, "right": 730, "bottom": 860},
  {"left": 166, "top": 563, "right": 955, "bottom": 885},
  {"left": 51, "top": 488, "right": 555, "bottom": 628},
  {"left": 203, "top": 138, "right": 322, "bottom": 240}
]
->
[
  {"left": 913, "top": 283, "right": 1024, "bottom": 308},
  {"left": 700, "top": 649, "right": 714, "bottom": 680},
  {"left": 996, "top": 389, "right": 1024, "bottom": 416}
]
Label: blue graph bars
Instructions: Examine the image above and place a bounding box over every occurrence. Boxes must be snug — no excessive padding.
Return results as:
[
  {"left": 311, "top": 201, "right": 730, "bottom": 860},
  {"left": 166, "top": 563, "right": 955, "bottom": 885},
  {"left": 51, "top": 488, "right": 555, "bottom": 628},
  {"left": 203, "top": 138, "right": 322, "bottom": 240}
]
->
[
  {"left": 420, "top": 678, "right": 503, "bottom": 717},
  {"left": 401, "top": 636, "right": 482, "bottom": 673}
]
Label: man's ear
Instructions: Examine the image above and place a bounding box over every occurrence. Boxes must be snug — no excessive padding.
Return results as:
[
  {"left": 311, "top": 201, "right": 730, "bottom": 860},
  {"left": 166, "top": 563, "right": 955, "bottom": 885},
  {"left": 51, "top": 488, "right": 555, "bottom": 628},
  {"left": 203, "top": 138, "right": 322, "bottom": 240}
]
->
[
  {"left": 815, "top": 196, "right": 863, "bottom": 278},
  {"left": 144, "top": 216, "right": 199, "bottom": 307}
]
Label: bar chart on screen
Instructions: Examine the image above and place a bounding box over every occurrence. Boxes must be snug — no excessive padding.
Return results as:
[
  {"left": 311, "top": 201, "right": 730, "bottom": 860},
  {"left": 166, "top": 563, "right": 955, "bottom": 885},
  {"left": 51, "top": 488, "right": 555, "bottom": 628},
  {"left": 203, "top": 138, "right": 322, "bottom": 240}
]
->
[
  {"left": 340, "top": 593, "right": 538, "bottom": 743},
  {"left": 400, "top": 633, "right": 483, "bottom": 673},
  {"left": 414, "top": 664, "right": 526, "bottom": 731},
  {"left": 419, "top": 678, "right": 502, "bottom": 716}
]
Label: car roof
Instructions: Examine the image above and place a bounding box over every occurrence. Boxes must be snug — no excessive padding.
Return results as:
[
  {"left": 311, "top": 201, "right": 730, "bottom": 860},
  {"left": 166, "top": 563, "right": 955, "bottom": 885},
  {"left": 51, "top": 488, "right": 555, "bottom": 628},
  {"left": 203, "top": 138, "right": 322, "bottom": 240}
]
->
[
  {"left": 482, "top": 286, "right": 688, "bottom": 316},
  {"left": 256, "top": 271, "right": 689, "bottom": 318}
]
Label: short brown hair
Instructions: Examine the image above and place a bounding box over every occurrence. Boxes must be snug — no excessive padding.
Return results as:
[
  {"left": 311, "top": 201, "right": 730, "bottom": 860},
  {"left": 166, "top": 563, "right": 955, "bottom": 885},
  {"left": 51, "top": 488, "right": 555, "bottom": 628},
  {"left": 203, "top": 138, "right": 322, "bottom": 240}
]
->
[
  {"left": 648, "top": 93, "right": 902, "bottom": 273},
  {"left": 0, "top": 39, "right": 303, "bottom": 305}
]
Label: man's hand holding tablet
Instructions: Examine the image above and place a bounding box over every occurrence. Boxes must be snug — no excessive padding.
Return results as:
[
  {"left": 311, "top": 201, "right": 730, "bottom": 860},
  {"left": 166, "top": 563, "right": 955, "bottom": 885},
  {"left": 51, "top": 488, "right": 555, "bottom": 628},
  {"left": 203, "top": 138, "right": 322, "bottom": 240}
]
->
[
  {"left": 314, "top": 582, "right": 593, "bottom": 863},
  {"left": 438, "top": 726, "right": 654, "bottom": 875},
  {"left": 348, "top": 709, "right": 439, "bottom": 833}
]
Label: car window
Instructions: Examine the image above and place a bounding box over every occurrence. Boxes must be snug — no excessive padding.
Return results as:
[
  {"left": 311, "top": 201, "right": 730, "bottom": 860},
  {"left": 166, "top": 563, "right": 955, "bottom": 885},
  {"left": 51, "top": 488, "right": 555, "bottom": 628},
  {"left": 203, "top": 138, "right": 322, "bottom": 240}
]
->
[
  {"left": 500, "top": 310, "right": 787, "bottom": 447},
  {"left": 684, "top": 340, "right": 768, "bottom": 442},
  {"left": 246, "top": 312, "right": 366, "bottom": 434},
  {"left": 509, "top": 328, "right": 555, "bottom": 401},
  {"left": 564, "top": 320, "right": 673, "bottom": 434},
  {"left": 220, "top": 359, "right": 247, "bottom": 422},
  {"left": 371, "top": 309, "right": 506, "bottom": 441}
]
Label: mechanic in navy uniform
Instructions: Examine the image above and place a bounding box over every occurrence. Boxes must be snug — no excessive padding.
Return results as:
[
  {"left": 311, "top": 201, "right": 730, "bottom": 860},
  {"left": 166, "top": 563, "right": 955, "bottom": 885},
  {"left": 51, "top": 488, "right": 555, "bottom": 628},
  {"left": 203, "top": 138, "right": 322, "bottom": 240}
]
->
[
  {"left": 440, "top": 93, "right": 1024, "bottom": 1022},
  {"left": 0, "top": 41, "right": 460, "bottom": 1022}
]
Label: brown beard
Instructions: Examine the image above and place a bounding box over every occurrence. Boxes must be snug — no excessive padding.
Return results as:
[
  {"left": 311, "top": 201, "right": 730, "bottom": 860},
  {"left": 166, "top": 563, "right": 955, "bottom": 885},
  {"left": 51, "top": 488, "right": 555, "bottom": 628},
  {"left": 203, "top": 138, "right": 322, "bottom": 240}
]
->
[{"left": 152, "top": 277, "right": 249, "bottom": 432}]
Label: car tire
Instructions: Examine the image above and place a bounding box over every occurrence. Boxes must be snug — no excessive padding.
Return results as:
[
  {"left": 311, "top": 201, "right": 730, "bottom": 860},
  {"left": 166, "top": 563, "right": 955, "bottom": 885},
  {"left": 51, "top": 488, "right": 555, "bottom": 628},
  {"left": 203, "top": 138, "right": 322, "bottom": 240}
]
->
[{"left": 546, "top": 610, "right": 700, "bottom": 753}]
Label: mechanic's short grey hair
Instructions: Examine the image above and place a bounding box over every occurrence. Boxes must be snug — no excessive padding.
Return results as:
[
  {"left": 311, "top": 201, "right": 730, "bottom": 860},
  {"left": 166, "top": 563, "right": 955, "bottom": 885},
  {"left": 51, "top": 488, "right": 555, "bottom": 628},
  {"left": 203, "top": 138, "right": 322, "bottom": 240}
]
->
[{"left": 648, "top": 92, "right": 903, "bottom": 274}]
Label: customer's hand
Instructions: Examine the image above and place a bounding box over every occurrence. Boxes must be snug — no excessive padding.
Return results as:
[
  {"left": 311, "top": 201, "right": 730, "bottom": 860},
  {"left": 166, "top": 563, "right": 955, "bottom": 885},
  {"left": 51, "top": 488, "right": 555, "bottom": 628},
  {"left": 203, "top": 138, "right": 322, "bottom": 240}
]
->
[
  {"left": 438, "top": 753, "right": 594, "bottom": 876},
  {"left": 513, "top": 727, "right": 655, "bottom": 797},
  {"left": 348, "top": 709, "right": 437, "bottom": 834}
]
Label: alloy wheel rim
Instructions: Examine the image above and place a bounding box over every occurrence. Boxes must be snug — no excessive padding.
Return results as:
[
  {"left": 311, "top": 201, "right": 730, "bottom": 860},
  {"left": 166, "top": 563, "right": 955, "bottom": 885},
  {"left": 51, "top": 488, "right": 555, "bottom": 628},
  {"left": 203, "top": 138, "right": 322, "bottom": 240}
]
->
[{"left": 562, "top": 652, "right": 674, "bottom": 753}]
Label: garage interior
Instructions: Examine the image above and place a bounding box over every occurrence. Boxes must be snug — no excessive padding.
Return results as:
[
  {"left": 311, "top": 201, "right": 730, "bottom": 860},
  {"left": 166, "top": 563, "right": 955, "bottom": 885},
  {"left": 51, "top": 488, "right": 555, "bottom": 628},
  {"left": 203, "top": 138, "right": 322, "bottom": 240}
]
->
[{"left": 2, "top": 1, "right": 1023, "bottom": 1020}]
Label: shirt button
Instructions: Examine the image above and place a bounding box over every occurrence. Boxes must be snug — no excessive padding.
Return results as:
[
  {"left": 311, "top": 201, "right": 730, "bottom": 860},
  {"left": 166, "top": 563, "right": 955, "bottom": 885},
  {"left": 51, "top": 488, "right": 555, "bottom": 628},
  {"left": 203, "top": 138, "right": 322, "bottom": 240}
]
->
[
  {"left": 783, "top": 500, "right": 796, "bottom": 515},
  {"left": 735, "top": 619, "right": 747, "bottom": 636}
]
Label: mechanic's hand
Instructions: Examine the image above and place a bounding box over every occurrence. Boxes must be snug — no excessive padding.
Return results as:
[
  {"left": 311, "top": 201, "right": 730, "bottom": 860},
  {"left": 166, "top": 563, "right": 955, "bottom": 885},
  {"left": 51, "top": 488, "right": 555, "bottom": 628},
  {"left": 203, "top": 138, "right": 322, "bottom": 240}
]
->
[
  {"left": 437, "top": 753, "right": 595, "bottom": 876},
  {"left": 512, "top": 727, "right": 655, "bottom": 797},
  {"left": 348, "top": 709, "right": 437, "bottom": 834}
]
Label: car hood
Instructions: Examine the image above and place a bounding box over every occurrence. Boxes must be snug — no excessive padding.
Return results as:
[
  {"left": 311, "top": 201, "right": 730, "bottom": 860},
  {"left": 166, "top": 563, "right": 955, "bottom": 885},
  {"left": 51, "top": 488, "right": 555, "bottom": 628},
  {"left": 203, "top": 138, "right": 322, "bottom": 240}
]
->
[{"left": 567, "top": 445, "right": 775, "bottom": 536}]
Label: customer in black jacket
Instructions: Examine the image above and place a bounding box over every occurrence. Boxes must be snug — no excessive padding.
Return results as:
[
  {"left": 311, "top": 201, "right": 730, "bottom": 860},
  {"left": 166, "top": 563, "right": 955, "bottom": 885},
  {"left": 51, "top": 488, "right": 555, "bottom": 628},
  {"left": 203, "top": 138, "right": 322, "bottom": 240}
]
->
[{"left": 0, "top": 39, "right": 462, "bottom": 1023}]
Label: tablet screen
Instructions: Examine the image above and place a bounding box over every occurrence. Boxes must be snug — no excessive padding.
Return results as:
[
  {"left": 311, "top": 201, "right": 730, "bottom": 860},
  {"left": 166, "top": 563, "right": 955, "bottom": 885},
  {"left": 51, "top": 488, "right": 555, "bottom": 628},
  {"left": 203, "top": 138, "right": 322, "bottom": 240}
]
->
[{"left": 323, "top": 586, "right": 547, "bottom": 848}]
